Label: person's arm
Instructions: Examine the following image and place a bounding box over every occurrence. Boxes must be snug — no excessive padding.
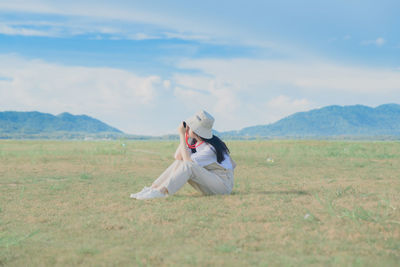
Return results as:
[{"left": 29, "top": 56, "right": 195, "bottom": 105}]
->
[
  {"left": 179, "top": 134, "right": 192, "bottom": 162},
  {"left": 177, "top": 122, "right": 192, "bottom": 162}
]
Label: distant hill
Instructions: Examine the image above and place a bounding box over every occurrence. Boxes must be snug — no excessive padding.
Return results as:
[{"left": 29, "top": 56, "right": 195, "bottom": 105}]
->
[
  {"left": 0, "top": 111, "right": 123, "bottom": 136},
  {"left": 221, "top": 104, "right": 400, "bottom": 138}
]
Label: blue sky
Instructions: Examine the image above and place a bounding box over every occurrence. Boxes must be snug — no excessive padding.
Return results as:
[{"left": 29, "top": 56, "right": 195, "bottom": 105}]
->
[{"left": 1, "top": 0, "right": 399, "bottom": 135}]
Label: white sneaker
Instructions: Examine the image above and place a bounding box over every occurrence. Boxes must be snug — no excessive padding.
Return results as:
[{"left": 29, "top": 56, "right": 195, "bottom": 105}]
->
[
  {"left": 130, "top": 186, "right": 151, "bottom": 199},
  {"left": 136, "top": 188, "right": 166, "bottom": 200}
]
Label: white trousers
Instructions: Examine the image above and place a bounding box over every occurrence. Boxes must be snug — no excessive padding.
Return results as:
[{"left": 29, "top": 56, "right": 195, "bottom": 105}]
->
[{"left": 151, "top": 160, "right": 234, "bottom": 196}]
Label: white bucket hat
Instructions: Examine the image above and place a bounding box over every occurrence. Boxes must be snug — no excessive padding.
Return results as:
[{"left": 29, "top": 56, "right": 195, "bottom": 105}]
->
[{"left": 186, "top": 110, "right": 214, "bottom": 139}]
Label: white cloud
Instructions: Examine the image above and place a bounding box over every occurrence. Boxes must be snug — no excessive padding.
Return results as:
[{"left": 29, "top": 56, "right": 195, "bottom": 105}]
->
[
  {"left": 0, "top": 1, "right": 266, "bottom": 47},
  {"left": 267, "top": 95, "right": 310, "bottom": 110},
  {"left": 172, "top": 74, "right": 240, "bottom": 130},
  {"left": 0, "top": 1, "right": 158, "bottom": 26},
  {"left": 0, "top": 1, "right": 217, "bottom": 42},
  {"left": 127, "top": 33, "right": 160, "bottom": 40},
  {"left": 174, "top": 86, "right": 211, "bottom": 109},
  {"left": 0, "top": 16, "right": 216, "bottom": 43},
  {"left": 376, "top": 37, "right": 386, "bottom": 46},
  {"left": 361, "top": 37, "right": 386, "bottom": 46},
  {"left": 178, "top": 58, "right": 400, "bottom": 94},
  {"left": 0, "top": 24, "right": 55, "bottom": 37},
  {"left": 0, "top": 54, "right": 163, "bottom": 133},
  {"left": 164, "top": 32, "right": 211, "bottom": 42},
  {"left": 162, "top": 80, "right": 171, "bottom": 90},
  {"left": 0, "top": 18, "right": 168, "bottom": 40},
  {"left": 265, "top": 95, "right": 313, "bottom": 123}
]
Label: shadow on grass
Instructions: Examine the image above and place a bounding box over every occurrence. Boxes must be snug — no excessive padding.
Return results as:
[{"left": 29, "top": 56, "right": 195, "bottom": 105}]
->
[
  {"left": 169, "top": 190, "right": 311, "bottom": 199},
  {"left": 231, "top": 190, "right": 311, "bottom": 196}
]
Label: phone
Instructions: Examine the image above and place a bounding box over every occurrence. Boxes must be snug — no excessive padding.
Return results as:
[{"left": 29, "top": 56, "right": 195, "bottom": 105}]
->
[{"left": 183, "top": 121, "right": 186, "bottom": 128}]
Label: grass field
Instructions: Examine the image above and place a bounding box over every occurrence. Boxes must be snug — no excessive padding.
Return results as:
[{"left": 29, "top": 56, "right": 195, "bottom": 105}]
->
[{"left": 1, "top": 140, "right": 399, "bottom": 266}]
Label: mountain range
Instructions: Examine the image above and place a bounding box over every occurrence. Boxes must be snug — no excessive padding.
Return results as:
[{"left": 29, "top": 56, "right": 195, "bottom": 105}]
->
[
  {"left": 221, "top": 104, "right": 400, "bottom": 138},
  {"left": 0, "top": 111, "right": 122, "bottom": 137},
  {"left": 1, "top": 104, "right": 400, "bottom": 139}
]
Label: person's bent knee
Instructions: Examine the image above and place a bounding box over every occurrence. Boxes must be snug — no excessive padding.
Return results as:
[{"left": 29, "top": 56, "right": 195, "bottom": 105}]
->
[{"left": 180, "top": 160, "right": 196, "bottom": 168}]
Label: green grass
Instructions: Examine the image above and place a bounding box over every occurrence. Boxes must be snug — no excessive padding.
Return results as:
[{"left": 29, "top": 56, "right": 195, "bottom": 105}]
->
[{"left": 0, "top": 140, "right": 399, "bottom": 266}]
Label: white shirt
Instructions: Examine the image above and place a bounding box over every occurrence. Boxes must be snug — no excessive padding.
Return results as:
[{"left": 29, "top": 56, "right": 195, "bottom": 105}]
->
[{"left": 190, "top": 142, "right": 234, "bottom": 170}]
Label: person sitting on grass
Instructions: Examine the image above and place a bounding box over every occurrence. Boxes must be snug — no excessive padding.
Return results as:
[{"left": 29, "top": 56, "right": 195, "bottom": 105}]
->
[{"left": 130, "top": 110, "right": 236, "bottom": 200}]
